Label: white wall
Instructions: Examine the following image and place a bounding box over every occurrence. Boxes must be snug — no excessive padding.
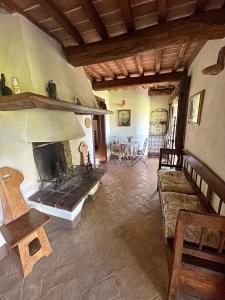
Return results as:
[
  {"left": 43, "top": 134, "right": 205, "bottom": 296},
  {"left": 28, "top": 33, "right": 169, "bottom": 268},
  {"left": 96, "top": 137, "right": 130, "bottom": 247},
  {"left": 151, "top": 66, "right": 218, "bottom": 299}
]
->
[
  {"left": 0, "top": 13, "right": 97, "bottom": 247},
  {"left": 70, "top": 115, "right": 94, "bottom": 165},
  {"left": 185, "top": 37, "right": 225, "bottom": 181},
  {"left": 94, "top": 91, "right": 111, "bottom": 158},
  {"left": 149, "top": 95, "right": 169, "bottom": 112},
  {"left": 0, "top": 12, "right": 97, "bottom": 107},
  {"left": 108, "top": 87, "right": 150, "bottom": 146}
]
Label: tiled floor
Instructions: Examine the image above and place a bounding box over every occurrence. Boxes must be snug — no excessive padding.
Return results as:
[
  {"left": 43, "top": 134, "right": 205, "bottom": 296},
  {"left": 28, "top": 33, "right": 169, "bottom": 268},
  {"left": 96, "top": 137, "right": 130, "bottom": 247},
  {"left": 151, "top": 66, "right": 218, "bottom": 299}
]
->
[{"left": 0, "top": 158, "right": 193, "bottom": 300}]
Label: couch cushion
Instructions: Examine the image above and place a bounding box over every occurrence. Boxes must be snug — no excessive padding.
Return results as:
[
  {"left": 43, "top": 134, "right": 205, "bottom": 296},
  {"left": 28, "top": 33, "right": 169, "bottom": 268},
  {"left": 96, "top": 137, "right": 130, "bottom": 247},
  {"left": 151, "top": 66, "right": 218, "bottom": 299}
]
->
[
  {"left": 161, "top": 192, "right": 221, "bottom": 249},
  {"left": 161, "top": 191, "right": 200, "bottom": 208},
  {"left": 160, "top": 179, "right": 195, "bottom": 194},
  {"left": 162, "top": 192, "right": 205, "bottom": 241},
  {"left": 158, "top": 170, "right": 185, "bottom": 180},
  {"left": 158, "top": 170, "right": 195, "bottom": 194}
]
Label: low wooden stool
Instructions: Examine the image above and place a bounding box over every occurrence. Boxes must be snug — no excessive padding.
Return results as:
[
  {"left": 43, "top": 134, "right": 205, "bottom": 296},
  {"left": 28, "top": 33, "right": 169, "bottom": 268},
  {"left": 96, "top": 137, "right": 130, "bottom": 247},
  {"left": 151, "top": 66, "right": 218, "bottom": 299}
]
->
[{"left": 0, "top": 167, "right": 52, "bottom": 278}]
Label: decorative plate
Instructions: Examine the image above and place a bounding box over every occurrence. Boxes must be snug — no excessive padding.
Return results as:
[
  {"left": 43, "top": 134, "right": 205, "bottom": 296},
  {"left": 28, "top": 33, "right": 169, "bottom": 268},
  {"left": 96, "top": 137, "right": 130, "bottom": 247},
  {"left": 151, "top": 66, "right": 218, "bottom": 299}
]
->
[{"left": 85, "top": 117, "right": 91, "bottom": 128}]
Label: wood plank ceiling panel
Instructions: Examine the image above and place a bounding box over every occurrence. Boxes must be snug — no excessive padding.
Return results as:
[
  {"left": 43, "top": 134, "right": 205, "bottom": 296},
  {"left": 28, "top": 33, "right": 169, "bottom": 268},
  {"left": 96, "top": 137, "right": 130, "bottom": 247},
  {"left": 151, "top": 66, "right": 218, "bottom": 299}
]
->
[
  {"left": 76, "top": 0, "right": 109, "bottom": 39},
  {"left": 3, "top": 0, "right": 224, "bottom": 90},
  {"left": 21, "top": 4, "right": 50, "bottom": 22},
  {"left": 51, "top": 0, "right": 80, "bottom": 13},
  {"left": 13, "top": 0, "right": 37, "bottom": 10}
]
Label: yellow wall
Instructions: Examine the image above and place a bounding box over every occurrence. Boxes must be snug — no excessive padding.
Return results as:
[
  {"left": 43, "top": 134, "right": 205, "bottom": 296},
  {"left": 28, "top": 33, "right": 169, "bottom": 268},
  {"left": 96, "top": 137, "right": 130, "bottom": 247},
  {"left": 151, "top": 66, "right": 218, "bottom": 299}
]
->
[{"left": 185, "top": 38, "right": 225, "bottom": 181}]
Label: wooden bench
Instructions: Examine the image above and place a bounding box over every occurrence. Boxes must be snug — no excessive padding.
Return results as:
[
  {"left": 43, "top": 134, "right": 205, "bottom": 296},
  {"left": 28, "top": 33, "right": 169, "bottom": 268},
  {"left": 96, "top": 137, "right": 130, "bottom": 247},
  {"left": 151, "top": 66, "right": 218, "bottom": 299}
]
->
[
  {"left": 158, "top": 149, "right": 225, "bottom": 299},
  {"left": 0, "top": 167, "right": 52, "bottom": 278}
]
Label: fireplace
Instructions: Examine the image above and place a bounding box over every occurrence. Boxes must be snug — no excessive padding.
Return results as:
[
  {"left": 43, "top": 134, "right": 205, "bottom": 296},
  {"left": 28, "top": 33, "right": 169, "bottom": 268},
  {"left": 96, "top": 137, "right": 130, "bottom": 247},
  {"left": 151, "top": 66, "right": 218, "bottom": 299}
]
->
[{"left": 32, "top": 141, "right": 73, "bottom": 190}]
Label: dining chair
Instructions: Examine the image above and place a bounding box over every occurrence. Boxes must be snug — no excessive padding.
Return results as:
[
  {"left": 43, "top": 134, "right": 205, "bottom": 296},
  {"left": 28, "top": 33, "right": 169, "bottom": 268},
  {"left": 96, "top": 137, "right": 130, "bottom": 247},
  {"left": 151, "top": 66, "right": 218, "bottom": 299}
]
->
[
  {"left": 110, "top": 136, "right": 120, "bottom": 164},
  {"left": 131, "top": 138, "right": 148, "bottom": 167}
]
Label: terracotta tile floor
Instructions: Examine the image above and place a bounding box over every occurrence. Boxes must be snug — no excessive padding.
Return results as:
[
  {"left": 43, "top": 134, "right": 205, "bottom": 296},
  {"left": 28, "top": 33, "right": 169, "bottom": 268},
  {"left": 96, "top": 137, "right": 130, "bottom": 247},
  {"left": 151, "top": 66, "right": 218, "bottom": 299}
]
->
[{"left": 0, "top": 158, "right": 197, "bottom": 300}]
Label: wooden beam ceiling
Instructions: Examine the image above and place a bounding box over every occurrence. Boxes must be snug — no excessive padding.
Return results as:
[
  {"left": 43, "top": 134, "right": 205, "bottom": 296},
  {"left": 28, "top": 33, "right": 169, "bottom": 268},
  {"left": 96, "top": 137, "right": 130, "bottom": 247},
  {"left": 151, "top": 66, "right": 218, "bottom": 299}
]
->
[
  {"left": 65, "top": 8, "right": 225, "bottom": 67},
  {"left": 135, "top": 55, "right": 144, "bottom": 76},
  {"left": 85, "top": 66, "right": 102, "bottom": 80},
  {"left": 116, "top": 59, "right": 129, "bottom": 77},
  {"left": 195, "top": 0, "right": 208, "bottom": 13},
  {"left": 99, "top": 63, "right": 115, "bottom": 79},
  {"left": 36, "top": 0, "right": 84, "bottom": 44},
  {"left": 186, "top": 41, "right": 206, "bottom": 68},
  {"left": 0, "top": 0, "right": 63, "bottom": 45},
  {"left": 155, "top": 50, "right": 162, "bottom": 73},
  {"left": 76, "top": 0, "right": 108, "bottom": 39},
  {"left": 173, "top": 43, "right": 188, "bottom": 71},
  {"left": 158, "top": 0, "right": 168, "bottom": 23},
  {"left": 119, "top": 0, "right": 135, "bottom": 32},
  {"left": 148, "top": 88, "right": 174, "bottom": 96},
  {"left": 92, "top": 71, "right": 185, "bottom": 91}
]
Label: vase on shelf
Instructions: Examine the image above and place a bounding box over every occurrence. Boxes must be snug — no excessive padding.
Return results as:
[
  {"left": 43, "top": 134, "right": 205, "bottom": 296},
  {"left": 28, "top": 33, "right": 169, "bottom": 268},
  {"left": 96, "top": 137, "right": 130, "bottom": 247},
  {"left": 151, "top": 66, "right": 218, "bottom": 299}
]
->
[
  {"left": 46, "top": 80, "right": 57, "bottom": 99},
  {"left": 12, "top": 77, "right": 21, "bottom": 94}
]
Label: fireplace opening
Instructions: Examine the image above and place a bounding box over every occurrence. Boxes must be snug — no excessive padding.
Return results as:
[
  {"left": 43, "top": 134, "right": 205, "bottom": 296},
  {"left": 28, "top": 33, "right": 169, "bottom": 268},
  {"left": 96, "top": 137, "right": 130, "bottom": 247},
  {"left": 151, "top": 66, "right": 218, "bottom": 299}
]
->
[
  {"left": 32, "top": 141, "right": 74, "bottom": 192},
  {"left": 33, "top": 142, "right": 67, "bottom": 182}
]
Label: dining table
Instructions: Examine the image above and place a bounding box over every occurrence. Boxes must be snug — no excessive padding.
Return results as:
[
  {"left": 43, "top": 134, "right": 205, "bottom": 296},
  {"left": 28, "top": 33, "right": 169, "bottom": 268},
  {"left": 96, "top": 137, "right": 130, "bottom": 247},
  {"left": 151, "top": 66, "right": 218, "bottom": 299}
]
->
[{"left": 118, "top": 141, "right": 139, "bottom": 161}]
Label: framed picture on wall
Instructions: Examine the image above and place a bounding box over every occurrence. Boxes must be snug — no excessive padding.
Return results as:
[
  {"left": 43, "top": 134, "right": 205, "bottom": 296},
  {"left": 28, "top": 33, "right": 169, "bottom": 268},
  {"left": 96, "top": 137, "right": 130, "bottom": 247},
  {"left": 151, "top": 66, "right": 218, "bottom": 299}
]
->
[
  {"left": 188, "top": 90, "right": 205, "bottom": 125},
  {"left": 118, "top": 109, "right": 131, "bottom": 127}
]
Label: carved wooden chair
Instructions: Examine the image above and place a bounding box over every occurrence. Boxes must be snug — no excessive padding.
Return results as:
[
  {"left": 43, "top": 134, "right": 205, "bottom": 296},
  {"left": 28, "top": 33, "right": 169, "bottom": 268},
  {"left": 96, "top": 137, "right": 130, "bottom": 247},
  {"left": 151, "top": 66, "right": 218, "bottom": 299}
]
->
[
  {"left": 168, "top": 210, "right": 225, "bottom": 300},
  {"left": 0, "top": 167, "right": 52, "bottom": 278}
]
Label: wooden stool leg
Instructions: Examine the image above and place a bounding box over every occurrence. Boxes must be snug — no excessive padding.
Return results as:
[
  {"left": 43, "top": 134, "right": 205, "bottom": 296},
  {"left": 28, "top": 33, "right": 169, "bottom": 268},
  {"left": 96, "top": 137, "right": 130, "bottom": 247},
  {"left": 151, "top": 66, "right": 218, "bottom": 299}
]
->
[
  {"left": 36, "top": 227, "right": 52, "bottom": 257},
  {"left": 16, "top": 227, "right": 52, "bottom": 278}
]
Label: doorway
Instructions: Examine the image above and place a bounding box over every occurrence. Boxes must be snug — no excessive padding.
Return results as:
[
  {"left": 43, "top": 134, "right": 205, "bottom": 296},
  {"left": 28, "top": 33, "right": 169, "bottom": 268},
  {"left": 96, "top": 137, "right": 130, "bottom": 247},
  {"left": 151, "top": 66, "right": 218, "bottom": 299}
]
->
[{"left": 93, "top": 115, "right": 107, "bottom": 164}]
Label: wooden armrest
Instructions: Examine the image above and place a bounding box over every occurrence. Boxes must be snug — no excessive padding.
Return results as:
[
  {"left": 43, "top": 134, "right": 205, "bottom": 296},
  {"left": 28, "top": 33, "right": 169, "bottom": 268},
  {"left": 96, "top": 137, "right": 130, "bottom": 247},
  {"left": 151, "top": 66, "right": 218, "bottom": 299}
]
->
[{"left": 0, "top": 209, "right": 49, "bottom": 248}]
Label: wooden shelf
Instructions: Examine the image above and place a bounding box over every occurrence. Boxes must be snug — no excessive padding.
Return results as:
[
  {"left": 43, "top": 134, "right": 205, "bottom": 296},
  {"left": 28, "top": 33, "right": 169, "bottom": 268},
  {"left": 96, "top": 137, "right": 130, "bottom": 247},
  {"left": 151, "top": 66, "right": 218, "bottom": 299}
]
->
[{"left": 0, "top": 93, "right": 112, "bottom": 115}]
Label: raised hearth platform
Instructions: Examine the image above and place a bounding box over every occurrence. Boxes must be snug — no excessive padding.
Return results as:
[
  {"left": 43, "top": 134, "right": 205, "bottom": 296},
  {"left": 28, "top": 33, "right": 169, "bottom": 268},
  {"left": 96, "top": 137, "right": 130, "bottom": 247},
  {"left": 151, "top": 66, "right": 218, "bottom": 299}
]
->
[{"left": 28, "top": 167, "right": 106, "bottom": 228}]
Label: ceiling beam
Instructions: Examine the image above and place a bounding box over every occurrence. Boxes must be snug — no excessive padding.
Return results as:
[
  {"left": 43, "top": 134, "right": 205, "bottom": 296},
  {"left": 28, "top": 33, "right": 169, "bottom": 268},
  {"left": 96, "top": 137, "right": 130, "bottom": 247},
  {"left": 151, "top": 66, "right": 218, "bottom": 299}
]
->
[
  {"left": 116, "top": 59, "right": 129, "bottom": 77},
  {"left": 135, "top": 55, "right": 143, "bottom": 76},
  {"left": 148, "top": 88, "right": 174, "bottom": 96},
  {"left": 173, "top": 43, "right": 188, "bottom": 71},
  {"left": 119, "top": 0, "right": 135, "bottom": 32},
  {"left": 0, "top": 0, "right": 63, "bottom": 45},
  {"left": 36, "top": 0, "right": 84, "bottom": 44},
  {"left": 65, "top": 8, "right": 225, "bottom": 67},
  {"left": 99, "top": 63, "right": 115, "bottom": 79},
  {"left": 158, "top": 0, "right": 168, "bottom": 23},
  {"left": 92, "top": 71, "right": 185, "bottom": 91},
  {"left": 85, "top": 66, "right": 102, "bottom": 81},
  {"left": 76, "top": 0, "right": 108, "bottom": 39},
  {"left": 155, "top": 49, "right": 162, "bottom": 73},
  {"left": 195, "top": 0, "right": 208, "bottom": 13},
  {"left": 186, "top": 41, "right": 206, "bottom": 68}
]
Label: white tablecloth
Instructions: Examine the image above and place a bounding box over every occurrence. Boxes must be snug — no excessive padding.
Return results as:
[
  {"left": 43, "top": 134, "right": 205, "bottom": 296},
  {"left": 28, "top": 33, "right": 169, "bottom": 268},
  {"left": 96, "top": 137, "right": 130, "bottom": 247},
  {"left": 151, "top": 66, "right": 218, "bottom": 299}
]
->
[{"left": 118, "top": 142, "right": 139, "bottom": 159}]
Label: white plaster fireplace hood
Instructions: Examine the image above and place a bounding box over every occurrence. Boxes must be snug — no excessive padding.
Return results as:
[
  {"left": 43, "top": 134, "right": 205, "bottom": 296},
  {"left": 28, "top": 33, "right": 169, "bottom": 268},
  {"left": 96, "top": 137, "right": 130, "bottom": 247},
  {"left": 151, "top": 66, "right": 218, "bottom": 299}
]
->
[
  {"left": 25, "top": 109, "right": 85, "bottom": 142},
  {"left": 0, "top": 109, "right": 85, "bottom": 143}
]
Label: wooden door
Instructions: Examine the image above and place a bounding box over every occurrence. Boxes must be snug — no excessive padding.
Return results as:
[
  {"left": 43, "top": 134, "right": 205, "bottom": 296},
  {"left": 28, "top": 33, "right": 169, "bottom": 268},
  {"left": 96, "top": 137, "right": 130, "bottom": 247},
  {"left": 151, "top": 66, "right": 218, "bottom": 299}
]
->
[{"left": 93, "top": 115, "right": 107, "bottom": 163}]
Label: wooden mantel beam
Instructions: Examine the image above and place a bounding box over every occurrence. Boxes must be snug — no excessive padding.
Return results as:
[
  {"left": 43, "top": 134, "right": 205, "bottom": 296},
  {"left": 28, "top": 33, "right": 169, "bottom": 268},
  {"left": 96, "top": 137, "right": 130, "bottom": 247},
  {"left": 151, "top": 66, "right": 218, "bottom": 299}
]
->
[
  {"left": 65, "top": 8, "right": 225, "bottom": 67},
  {"left": 92, "top": 71, "right": 185, "bottom": 91},
  {"left": 36, "top": 0, "right": 84, "bottom": 44}
]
